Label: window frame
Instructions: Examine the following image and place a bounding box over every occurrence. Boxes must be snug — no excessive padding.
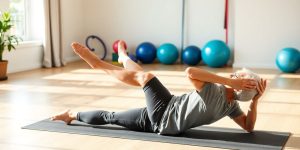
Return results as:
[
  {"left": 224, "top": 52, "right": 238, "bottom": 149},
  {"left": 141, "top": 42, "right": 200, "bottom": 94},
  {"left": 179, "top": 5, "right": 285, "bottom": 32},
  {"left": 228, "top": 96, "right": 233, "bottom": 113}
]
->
[{"left": 9, "top": 0, "right": 44, "bottom": 42}]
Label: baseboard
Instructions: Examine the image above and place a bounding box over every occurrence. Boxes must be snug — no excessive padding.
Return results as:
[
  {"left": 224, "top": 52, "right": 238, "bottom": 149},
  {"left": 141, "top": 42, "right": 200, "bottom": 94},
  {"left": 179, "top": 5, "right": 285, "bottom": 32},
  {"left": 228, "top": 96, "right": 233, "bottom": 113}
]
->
[
  {"left": 233, "top": 62, "right": 277, "bottom": 69},
  {"left": 8, "top": 64, "right": 43, "bottom": 73}
]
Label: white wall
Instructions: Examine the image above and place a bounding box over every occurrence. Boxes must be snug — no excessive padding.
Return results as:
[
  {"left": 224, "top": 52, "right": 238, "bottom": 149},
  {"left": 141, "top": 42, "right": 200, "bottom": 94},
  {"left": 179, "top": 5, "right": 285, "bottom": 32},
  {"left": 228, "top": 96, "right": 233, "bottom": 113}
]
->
[
  {"left": 82, "top": 0, "right": 230, "bottom": 62},
  {"left": 82, "top": 0, "right": 183, "bottom": 58},
  {"left": 233, "top": 0, "right": 300, "bottom": 69},
  {"left": 185, "top": 0, "right": 233, "bottom": 64},
  {"left": 4, "top": 0, "right": 300, "bottom": 73},
  {"left": 3, "top": 42, "right": 43, "bottom": 73},
  {"left": 81, "top": 0, "right": 300, "bottom": 69},
  {"left": 79, "top": 0, "right": 230, "bottom": 62},
  {"left": 60, "top": 0, "right": 85, "bottom": 62},
  {"left": 185, "top": 0, "right": 226, "bottom": 47}
]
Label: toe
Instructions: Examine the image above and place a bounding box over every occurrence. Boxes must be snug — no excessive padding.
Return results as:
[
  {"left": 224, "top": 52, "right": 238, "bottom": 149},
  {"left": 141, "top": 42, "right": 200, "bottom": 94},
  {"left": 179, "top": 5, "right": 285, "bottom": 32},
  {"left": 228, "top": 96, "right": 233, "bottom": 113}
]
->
[
  {"left": 50, "top": 116, "right": 58, "bottom": 121},
  {"left": 71, "top": 42, "right": 79, "bottom": 48},
  {"left": 71, "top": 42, "right": 85, "bottom": 50}
]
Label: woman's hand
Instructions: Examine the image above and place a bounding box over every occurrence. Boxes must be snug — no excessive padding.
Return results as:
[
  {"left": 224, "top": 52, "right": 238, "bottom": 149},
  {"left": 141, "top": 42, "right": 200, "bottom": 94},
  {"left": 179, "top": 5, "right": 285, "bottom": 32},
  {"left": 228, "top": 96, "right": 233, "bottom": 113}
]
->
[
  {"left": 252, "top": 79, "right": 267, "bottom": 101},
  {"left": 229, "top": 78, "right": 257, "bottom": 90}
]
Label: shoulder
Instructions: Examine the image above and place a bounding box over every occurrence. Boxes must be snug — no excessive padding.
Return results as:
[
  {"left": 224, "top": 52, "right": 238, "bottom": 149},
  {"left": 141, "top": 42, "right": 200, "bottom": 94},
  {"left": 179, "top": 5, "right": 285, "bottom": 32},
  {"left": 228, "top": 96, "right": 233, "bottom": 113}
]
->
[
  {"left": 201, "top": 82, "right": 219, "bottom": 91},
  {"left": 195, "top": 83, "right": 225, "bottom": 102},
  {"left": 198, "top": 82, "right": 224, "bottom": 95},
  {"left": 228, "top": 101, "right": 244, "bottom": 119}
]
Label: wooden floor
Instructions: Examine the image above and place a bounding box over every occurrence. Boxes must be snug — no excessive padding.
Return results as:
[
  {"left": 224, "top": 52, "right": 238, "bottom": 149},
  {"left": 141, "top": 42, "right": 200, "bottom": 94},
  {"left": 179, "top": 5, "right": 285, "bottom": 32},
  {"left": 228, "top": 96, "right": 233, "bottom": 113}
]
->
[{"left": 0, "top": 61, "right": 299, "bottom": 150}]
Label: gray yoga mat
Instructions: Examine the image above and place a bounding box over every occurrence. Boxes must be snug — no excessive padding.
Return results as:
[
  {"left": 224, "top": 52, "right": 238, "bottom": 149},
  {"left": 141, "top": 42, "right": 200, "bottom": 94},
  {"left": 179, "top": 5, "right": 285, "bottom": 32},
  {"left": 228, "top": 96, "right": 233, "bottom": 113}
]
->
[{"left": 22, "top": 119, "right": 290, "bottom": 150}]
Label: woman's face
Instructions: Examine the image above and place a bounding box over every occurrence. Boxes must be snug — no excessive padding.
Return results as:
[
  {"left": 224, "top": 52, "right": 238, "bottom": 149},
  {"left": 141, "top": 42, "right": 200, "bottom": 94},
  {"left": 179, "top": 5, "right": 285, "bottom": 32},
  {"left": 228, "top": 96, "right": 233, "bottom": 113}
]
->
[{"left": 230, "top": 70, "right": 259, "bottom": 102}]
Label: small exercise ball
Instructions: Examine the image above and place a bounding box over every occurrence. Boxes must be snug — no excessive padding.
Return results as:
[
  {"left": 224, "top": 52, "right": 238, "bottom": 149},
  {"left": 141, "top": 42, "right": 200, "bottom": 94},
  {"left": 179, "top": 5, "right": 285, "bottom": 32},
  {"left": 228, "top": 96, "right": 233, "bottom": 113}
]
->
[
  {"left": 202, "top": 40, "right": 230, "bottom": 68},
  {"left": 276, "top": 48, "right": 300, "bottom": 73},
  {"left": 157, "top": 43, "right": 179, "bottom": 65},
  {"left": 128, "top": 54, "right": 138, "bottom": 63},
  {"left": 182, "top": 45, "right": 202, "bottom": 66},
  {"left": 136, "top": 42, "right": 156, "bottom": 64},
  {"left": 113, "top": 40, "right": 127, "bottom": 53}
]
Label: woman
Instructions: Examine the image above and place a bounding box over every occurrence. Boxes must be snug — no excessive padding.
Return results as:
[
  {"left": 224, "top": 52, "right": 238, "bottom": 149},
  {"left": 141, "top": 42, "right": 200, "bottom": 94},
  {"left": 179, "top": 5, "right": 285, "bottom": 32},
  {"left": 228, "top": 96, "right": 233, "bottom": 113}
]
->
[{"left": 51, "top": 41, "right": 266, "bottom": 135}]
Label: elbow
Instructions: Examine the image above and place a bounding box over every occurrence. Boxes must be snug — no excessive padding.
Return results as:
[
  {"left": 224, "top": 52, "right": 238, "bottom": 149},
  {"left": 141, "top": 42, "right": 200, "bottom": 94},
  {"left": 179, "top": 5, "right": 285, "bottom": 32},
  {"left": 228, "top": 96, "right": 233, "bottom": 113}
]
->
[
  {"left": 245, "top": 125, "right": 254, "bottom": 133},
  {"left": 185, "top": 67, "right": 193, "bottom": 75},
  {"left": 185, "top": 67, "right": 197, "bottom": 78},
  {"left": 246, "top": 128, "right": 254, "bottom": 133}
]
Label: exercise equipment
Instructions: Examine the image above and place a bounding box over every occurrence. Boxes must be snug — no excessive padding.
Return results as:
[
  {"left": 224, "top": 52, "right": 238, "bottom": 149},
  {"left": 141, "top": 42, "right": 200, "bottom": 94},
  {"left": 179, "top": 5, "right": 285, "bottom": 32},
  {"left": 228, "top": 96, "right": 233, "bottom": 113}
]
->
[
  {"left": 224, "top": 0, "right": 229, "bottom": 44},
  {"left": 23, "top": 119, "right": 290, "bottom": 150},
  {"left": 136, "top": 42, "right": 156, "bottom": 64},
  {"left": 202, "top": 40, "right": 230, "bottom": 68},
  {"left": 180, "top": 0, "right": 186, "bottom": 63},
  {"left": 157, "top": 43, "right": 179, "bottom": 65},
  {"left": 113, "top": 40, "right": 127, "bottom": 53},
  {"left": 276, "top": 48, "right": 300, "bottom": 73},
  {"left": 111, "top": 53, "right": 119, "bottom": 65},
  {"left": 128, "top": 54, "right": 138, "bottom": 63},
  {"left": 182, "top": 45, "right": 202, "bottom": 66},
  {"left": 85, "top": 35, "right": 107, "bottom": 60}
]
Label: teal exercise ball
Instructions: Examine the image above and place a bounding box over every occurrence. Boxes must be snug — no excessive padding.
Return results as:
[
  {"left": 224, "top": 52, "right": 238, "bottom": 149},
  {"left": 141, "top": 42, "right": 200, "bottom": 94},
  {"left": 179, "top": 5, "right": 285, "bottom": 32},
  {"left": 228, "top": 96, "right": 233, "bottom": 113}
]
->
[
  {"left": 157, "top": 43, "right": 179, "bottom": 65},
  {"left": 276, "top": 48, "right": 300, "bottom": 73},
  {"left": 202, "top": 40, "right": 230, "bottom": 68},
  {"left": 182, "top": 45, "right": 202, "bottom": 66}
]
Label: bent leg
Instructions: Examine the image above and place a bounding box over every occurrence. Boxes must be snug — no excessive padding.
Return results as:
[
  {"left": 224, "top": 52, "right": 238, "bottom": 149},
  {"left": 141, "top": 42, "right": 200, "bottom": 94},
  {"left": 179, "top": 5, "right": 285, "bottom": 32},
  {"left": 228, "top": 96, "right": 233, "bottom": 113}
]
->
[
  {"left": 71, "top": 42, "right": 154, "bottom": 87},
  {"left": 142, "top": 77, "right": 173, "bottom": 131},
  {"left": 71, "top": 42, "right": 173, "bottom": 131}
]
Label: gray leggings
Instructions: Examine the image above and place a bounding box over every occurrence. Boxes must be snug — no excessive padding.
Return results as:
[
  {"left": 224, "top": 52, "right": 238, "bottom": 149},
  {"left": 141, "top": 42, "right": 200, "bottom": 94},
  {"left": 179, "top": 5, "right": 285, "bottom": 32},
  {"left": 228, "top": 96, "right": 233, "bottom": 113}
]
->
[{"left": 77, "top": 77, "right": 173, "bottom": 132}]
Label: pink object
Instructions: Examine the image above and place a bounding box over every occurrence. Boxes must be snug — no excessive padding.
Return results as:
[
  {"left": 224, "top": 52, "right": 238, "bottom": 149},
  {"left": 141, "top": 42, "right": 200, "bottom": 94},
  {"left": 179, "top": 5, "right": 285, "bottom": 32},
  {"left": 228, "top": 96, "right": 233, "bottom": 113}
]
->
[{"left": 113, "top": 40, "right": 127, "bottom": 53}]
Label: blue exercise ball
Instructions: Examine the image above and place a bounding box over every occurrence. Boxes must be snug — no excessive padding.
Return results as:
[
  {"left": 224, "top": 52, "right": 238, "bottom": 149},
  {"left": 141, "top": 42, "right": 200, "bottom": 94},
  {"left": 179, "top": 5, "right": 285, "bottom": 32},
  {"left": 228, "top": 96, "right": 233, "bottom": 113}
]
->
[
  {"left": 157, "top": 43, "right": 179, "bottom": 65},
  {"left": 202, "top": 40, "right": 230, "bottom": 68},
  {"left": 276, "top": 48, "right": 300, "bottom": 73},
  {"left": 182, "top": 45, "right": 202, "bottom": 66},
  {"left": 136, "top": 42, "right": 156, "bottom": 64}
]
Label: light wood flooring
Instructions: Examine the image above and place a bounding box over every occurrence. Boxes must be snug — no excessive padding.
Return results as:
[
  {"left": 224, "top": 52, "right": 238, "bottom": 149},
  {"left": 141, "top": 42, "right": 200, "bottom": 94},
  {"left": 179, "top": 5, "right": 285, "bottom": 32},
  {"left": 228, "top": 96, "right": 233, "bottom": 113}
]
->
[{"left": 0, "top": 61, "right": 299, "bottom": 150}]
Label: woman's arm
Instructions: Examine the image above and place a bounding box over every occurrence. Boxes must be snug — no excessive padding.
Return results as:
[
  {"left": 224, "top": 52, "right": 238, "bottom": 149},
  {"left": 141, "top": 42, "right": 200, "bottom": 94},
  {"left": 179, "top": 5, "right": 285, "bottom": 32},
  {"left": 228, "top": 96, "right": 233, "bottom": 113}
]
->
[
  {"left": 233, "top": 79, "right": 267, "bottom": 132},
  {"left": 185, "top": 67, "right": 257, "bottom": 90},
  {"left": 233, "top": 100, "right": 258, "bottom": 132}
]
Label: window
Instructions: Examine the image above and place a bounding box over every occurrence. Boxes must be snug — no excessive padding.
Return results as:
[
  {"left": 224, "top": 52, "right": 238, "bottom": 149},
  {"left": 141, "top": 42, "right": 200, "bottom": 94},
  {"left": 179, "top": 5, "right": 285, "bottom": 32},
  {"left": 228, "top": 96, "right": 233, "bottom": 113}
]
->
[
  {"left": 0, "top": 0, "right": 44, "bottom": 42},
  {"left": 9, "top": 0, "right": 26, "bottom": 39}
]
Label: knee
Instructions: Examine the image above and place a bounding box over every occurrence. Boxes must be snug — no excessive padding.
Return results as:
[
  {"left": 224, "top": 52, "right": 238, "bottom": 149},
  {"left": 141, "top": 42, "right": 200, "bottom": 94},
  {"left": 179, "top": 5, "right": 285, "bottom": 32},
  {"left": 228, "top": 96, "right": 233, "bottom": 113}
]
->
[
  {"left": 137, "top": 72, "right": 155, "bottom": 87},
  {"left": 143, "top": 72, "right": 155, "bottom": 84}
]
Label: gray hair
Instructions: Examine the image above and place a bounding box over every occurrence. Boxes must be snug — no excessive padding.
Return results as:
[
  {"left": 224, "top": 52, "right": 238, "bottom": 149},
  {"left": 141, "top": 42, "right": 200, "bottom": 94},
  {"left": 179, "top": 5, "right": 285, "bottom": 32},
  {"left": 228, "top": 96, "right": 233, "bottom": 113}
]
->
[{"left": 233, "top": 68, "right": 261, "bottom": 102}]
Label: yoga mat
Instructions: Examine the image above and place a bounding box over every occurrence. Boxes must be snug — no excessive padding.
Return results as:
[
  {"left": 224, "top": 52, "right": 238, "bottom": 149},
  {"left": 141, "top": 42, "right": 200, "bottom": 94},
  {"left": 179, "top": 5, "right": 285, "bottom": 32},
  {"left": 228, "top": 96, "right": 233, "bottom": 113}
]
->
[{"left": 22, "top": 119, "right": 290, "bottom": 150}]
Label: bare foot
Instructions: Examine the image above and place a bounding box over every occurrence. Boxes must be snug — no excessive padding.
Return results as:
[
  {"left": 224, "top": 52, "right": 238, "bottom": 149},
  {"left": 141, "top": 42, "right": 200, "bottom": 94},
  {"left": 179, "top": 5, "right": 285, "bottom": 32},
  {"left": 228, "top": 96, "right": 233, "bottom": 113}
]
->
[
  {"left": 50, "top": 109, "right": 76, "bottom": 125},
  {"left": 71, "top": 42, "right": 90, "bottom": 56},
  {"left": 71, "top": 42, "right": 101, "bottom": 69},
  {"left": 117, "top": 41, "right": 129, "bottom": 64}
]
